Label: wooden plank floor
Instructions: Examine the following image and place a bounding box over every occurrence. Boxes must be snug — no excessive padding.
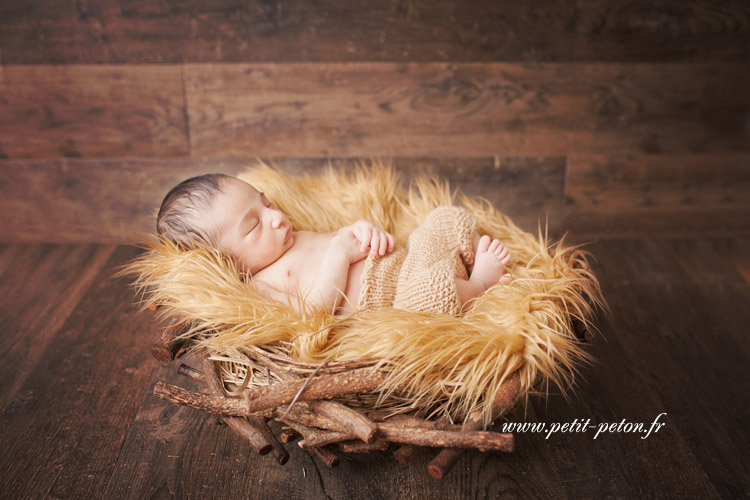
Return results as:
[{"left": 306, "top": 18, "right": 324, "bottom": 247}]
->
[{"left": 1, "top": 237, "right": 748, "bottom": 499}]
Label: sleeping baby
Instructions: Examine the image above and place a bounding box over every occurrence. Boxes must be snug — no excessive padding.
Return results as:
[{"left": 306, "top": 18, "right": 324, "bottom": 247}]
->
[{"left": 157, "top": 173, "right": 511, "bottom": 316}]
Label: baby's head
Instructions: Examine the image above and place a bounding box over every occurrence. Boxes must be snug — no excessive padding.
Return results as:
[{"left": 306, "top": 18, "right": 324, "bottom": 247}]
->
[
  {"left": 157, "top": 174, "right": 294, "bottom": 274},
  {"left": 157, "top": 173, "right": 232, "bottom": 248}
]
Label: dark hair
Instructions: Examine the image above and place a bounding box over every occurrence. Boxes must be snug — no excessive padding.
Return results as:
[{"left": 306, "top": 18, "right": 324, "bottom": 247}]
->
[{"left": 156, "top": 173, "right": 233, "bottom": 247}]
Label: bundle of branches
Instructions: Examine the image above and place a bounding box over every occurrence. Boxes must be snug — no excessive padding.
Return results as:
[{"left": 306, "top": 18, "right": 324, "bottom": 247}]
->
[{"left": 152, "top": 325, "right": 522, "bottom": 479}]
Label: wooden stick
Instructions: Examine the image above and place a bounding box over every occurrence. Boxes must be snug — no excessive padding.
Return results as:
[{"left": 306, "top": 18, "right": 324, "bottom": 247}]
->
[
  {"left": 199, "top": 356, "right": 277, "bottom": 458},
  {"left": 248, "top": 415, "right": 289, "bottom": 465},
  {"left": 154, "top": 366, "right": 386, "bottom": 417},
  {"left": 392, "top": 415, "right": 448, "bottom": 462},
  {"left": 154, "top": 382, "right": 246, "bottom": 414},
  {"left": 377, "top": 423, "right": 514, "bottom": 452},
  {"left": 377, "top": 413, "right": 452, "bottom": 430},
  {"left": 276, "top": 402, "right": 337, "bottom": 431},
  {"left": 244, "top": 367, "right": 388, "bottom": 414},
  {"left": 428, "top": 372, "right": 521, "bottom": 479},
  {"left": 156, "top": 366, "right": 390, "bottom": 417},
  {"left": 280, "top": 403, "right": 462, "bottom": 447},
  {"left": 309, "top": 400, "right": 378, "bottom": 443},
  {"left": 299, "top": 429, "right": 356, "bottom": 448},
  {"left": 281, "top": 420, "right": 352, "bottom": 449},
  {"left": 309, "top": 446, "right": 338, "bottom": 468},
  {"left": 186, "top": 351, "right": 373, "bottom": 444},
  {"left": 151, "top": 325, "right": 187, "bottom": 363},
  {"left": 177, "top": 363, "right": 205, "bottom": 383},
  {"left": 179, "top": 358, "right": 295, "bottom": 459},
  {"left": 279, "top": 428, "right": 300, "bottom": 444},
  {"left": 245, "top": 347, "right": 378, "bottom": 443},
  {"left": 337, "top": 439, "right": 389, "bottom": 453},
  {"left": 393, "top": 445, "right": 423, "bottom": 463}
]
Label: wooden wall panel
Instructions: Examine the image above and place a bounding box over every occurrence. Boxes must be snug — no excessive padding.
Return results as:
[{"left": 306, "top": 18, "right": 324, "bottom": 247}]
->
[
  {"left": 574, "top": 0, "right": 750, "bottom": 62},
  {"left": 0, "top": 159, "right": 247, "bottom": 243},
  {"left": 5, "top": 62, "right": 743, "bottom": 162},
  {"left": 0, "top": 65, "right": 187, "bottom": 159},
  {"left": 1, "top": 0, "right": 746, "bottom": 63},
  {"left": 0, "top": 2, "right": 747, "bottom": 242},
  {"left": 392, "top": 156, "right": 566, "bottom": 234},
  {"left": 565, "top": 154, "right": 750, "bottom": 237},
  {"left": 0, "top": 157, "right": 564, "bottom": 243},
  {"left": 184, "top": 62, "right": 748, "bottom": 158}
]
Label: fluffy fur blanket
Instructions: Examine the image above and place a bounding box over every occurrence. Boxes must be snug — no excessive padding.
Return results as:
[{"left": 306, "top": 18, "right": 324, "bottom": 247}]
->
[{"left": 127, "top": 160, "right": 603, "bottom": 424}]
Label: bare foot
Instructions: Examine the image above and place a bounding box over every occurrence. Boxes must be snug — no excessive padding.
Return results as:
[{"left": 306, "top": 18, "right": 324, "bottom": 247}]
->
[{"left": 469, "top": 235, "right": 511, "bottom": 291}]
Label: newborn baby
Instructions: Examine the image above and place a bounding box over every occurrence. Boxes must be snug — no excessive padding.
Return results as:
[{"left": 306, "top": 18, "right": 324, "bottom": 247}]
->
[{"left": 157, "top": 173, "right": 511, "bottom": 316}]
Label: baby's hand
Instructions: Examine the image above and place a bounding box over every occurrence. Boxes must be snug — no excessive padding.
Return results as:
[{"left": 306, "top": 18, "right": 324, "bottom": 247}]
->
[
  {"left": 332, "top": 221, "right": 395, "bottom": 263},
  {"left": 349, "top": 220, "right": 395, "bottom": 256}
]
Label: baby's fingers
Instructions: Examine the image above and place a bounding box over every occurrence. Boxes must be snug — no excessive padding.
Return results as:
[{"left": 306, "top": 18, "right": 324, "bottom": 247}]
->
[
  {"left": 377, "top": 230, "right": 390, "bottom": 255},
  {"left": 370, "top": 231, "right": 381, "bottom": 255},
  {"left": 383, "top": 232, "right": 395, "bottom": 254},
  {"left": 355, "top": 225, "right": 372, "bottom": 252}
]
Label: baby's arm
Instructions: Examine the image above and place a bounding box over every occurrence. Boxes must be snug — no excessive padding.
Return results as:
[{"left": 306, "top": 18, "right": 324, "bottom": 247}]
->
[{"left": 307, "top": 221, "right": 394, "bottom": 314}]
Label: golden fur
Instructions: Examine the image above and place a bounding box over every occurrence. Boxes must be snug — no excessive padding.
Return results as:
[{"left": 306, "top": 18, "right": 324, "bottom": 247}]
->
[{"left": 124, "top": 160, "right": 604, "bottom": 425}]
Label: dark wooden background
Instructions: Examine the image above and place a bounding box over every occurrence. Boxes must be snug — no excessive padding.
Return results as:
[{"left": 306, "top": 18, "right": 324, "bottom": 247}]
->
[
  {"left": 1, "top": 0, "right": 748, "bottom": 242},
  {"left": 1, "top": 1, "right": 749, "bottom": 499}
]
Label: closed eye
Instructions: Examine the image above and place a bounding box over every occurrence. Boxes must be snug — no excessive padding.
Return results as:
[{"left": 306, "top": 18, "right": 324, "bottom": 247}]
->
[{"left": 245, "top": 218, "right": 259, "bottom": 235}]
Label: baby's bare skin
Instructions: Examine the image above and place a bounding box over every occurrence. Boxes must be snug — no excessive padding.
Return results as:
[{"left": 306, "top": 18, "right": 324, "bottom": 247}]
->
[
  {"left": 252, "top": 226, "right": 381, "bottom": 315},
  {"left": 252, "top": 226, "right": 511, "bottom": 315},
  {"left": 206, "top": 177, "right": 510, "bottom": 315}
]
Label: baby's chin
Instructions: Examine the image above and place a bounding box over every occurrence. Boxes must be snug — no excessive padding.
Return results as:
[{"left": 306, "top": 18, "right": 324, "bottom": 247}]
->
[{"left": 284, "top": 230, "right": 296, "bottom": 250}]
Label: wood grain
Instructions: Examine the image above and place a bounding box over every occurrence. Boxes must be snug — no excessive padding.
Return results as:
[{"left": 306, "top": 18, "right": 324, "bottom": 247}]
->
[
  {"left": 565, "top": 154, "right": 750, "bottom": 237},
  {"left": 0, "top": 158, "right": 248, "bottom": 243},
  {"left": 591, "top": 239, "right": 750, "bottom": 498},
  {"left": 0, "top": 65, "right": 187, "bottom": 159},
  {"left": 1, "top": 0, "right": 746, "bottom": 64},
  {"left": 0, "top": 244, "right": 115, "bottom": 411},
  {"left": 184, "top": 62, "right": 748, "bottom": 158},
  {"left": 104, "top": 357, "right": 345, "bottom": 500},
  {"left": 574, "top": 0, "right": 750, "bottom": 62},
  {"left": 519, "top": 285, "right": 715, "bottom": 496},
  {"left": 0, "top": 156, "right": 564, "bottom": 242},
  {"left": 0, "top": 246, "right": 160, "bottom": 499},
  {"left": 0, "top": 240, "right": 744, "bottom": 497},
  {"left": 0, "top": 0, "right": 576, "bottom": 64}
]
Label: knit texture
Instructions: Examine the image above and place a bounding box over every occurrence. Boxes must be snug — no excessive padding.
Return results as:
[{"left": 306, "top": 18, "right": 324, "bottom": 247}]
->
[{"left": 358, "top": 206, "right": 477, "bottom": 315}]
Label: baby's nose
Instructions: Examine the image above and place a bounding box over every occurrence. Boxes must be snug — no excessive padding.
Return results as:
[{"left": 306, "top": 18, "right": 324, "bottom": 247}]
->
[{"left": 270, "top": 214, "right": 285, "bottom": 229}]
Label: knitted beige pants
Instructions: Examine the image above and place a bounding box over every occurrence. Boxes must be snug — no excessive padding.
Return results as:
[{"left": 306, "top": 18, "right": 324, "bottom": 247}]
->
[{"left": 357, "top": 206, "right": 477, "bottom": 316}]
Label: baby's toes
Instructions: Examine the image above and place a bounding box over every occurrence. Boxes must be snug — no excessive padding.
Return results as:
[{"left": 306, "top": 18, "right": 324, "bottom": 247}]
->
[
  {"left": 488, "top": 239, "right": 501, "bottom": 253},
  {"left": 497, "top": 244, "right": 511, "bottom": 263},
  {"left": 500, "top": 251, "right": 511, "bottom": 265},
  {"left": 477, "top": 235, "right": 491, "bottom": 253}
]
